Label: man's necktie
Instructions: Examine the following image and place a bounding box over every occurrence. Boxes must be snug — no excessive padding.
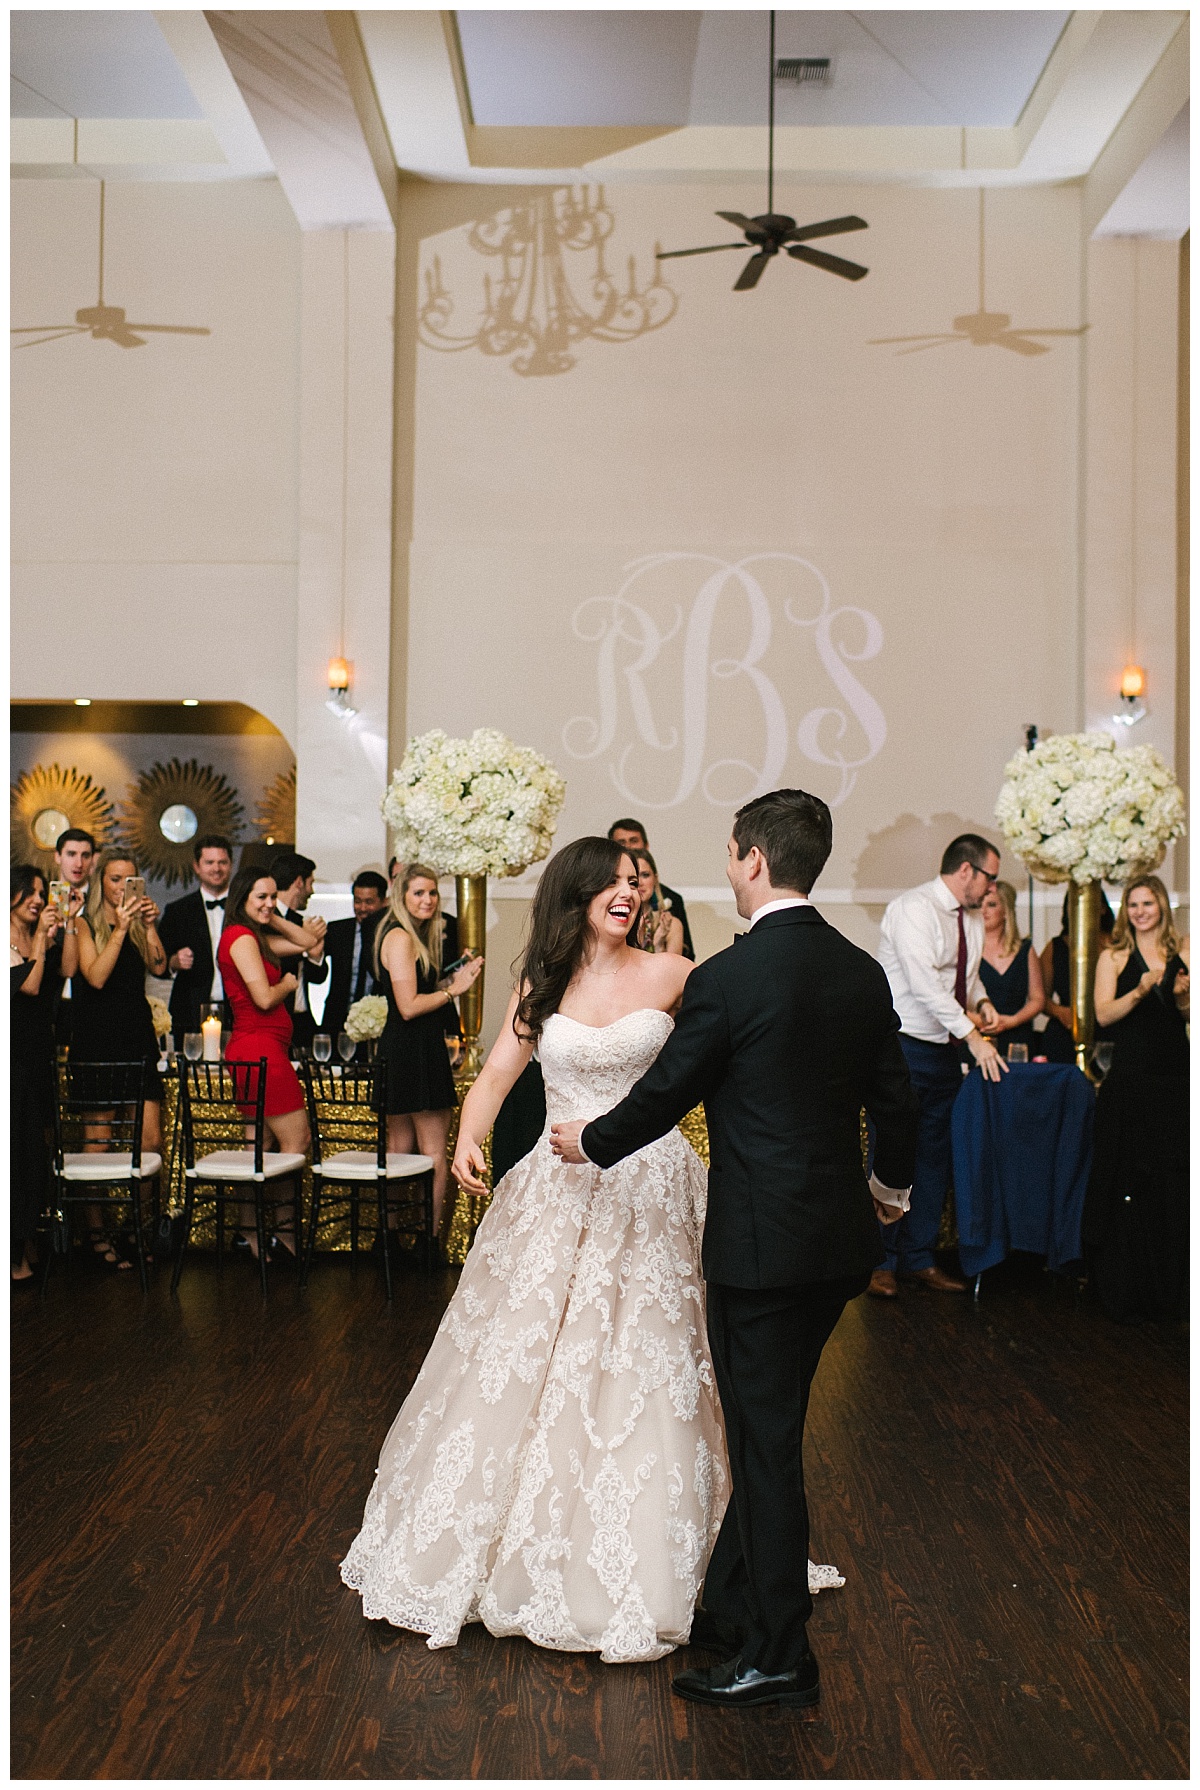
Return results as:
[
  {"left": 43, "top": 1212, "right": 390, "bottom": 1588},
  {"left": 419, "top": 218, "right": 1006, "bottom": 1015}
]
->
[
  {"left": 955, "top": 906, "right": 968, "bottom": 1008},
  {"left": 205, "top": 898, "right": 226, "bottom": 911},
  {"left": 354, "top": 924, "right": 369, "bottom": 1000}
]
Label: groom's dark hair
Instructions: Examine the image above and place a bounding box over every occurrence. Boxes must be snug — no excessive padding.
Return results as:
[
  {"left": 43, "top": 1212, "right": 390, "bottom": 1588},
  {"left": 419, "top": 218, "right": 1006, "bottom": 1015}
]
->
[{"left": 732, "top": 789, "right": 832, "bottom": 895}]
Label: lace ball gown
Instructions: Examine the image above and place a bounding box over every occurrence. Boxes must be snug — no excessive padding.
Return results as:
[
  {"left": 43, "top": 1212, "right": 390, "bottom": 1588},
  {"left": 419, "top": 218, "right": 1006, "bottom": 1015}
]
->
[{"left": 341, "top": 1008, "right": 843, "bottom": 1662}]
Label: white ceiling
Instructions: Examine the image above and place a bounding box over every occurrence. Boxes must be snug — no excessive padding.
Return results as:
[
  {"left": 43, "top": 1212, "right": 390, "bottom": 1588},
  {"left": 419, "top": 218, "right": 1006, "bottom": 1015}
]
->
[
  {"left": 1093, "top": 101, "right": 1188, "bottom": 238},
  {"left": 11, "top": 9, "right": 202, "bottom": 119},
  {"left": 456, "top": 10, "right": 1071, "bottom": 132}
]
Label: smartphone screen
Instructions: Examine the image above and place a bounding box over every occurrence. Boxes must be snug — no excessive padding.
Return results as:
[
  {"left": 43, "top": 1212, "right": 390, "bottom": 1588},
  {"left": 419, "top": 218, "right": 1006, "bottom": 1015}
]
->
[
  {"left": 124, "top": 876, "right": 146, "bottom": 902},
  {"left": 49, "top": 880, "right": 71, "bottom": 918}
]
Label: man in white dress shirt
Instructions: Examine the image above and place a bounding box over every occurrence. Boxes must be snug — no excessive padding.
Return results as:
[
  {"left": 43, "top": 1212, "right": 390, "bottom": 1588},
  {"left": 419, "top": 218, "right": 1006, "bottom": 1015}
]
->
[{"left": 873, "top": 833, "right": 1006, "bottom": 1298}]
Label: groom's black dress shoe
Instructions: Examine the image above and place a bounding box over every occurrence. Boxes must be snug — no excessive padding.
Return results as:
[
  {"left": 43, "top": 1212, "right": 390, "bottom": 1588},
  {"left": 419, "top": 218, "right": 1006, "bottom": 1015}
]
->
[
  {"left": 672, "top": 1650, "right": 820, "bottom": 1710},
  {"left": 687, "top": 1609, "right": 746, "bottom": 1654}
]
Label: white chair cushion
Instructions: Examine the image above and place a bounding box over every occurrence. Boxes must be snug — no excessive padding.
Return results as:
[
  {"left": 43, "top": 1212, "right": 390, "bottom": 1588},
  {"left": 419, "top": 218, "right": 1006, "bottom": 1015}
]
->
[
  {"left": 313, "top": 1150, "right": 435, "bottom": 1181},
  {"left": 60, "top": 1151, "right": 163, "bottom": 1182},
  {"left": 187, "top": 1149, "right": 306, "bottom": 1182}
]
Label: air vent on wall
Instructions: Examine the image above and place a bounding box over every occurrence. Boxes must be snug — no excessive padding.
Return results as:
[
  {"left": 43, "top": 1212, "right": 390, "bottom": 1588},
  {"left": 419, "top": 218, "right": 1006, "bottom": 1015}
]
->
[{"left": 775, "top": 57, "right": 832, "bottom": 87}]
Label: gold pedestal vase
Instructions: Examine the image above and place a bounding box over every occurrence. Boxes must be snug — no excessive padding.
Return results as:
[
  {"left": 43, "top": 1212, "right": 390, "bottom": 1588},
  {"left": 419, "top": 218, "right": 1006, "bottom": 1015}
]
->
[
  {"left": 1068, "top": 878, "right": 1102, "bottom": 1074},
  {"left": 454, "top": 874, "right": 488, "bottom": 1073}
]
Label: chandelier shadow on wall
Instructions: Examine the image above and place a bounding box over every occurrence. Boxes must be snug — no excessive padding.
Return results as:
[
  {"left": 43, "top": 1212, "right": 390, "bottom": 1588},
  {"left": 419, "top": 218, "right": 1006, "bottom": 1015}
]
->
[
  {"left": 418, "top": 185, "right": 677, "bottom": 377},
  {"left": 11, "top": 764, "right": 115, "bottom": 876},
  {"left": 120, "top": 759, "right": 244, "bottom": 888}
]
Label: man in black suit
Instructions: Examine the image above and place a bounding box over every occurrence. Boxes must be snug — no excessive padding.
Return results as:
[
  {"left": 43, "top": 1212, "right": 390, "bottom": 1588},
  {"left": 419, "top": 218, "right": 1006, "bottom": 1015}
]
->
[
  {"left": 270, "top": 851, "right": 328, "bottom": 1053},
  {"left": 607, "top": 818, "right": 695, "bottom": 960},
  {"left": 158, "top": 834, "right": 234, "bottom": 1048},
  {"left": 554, "top": 789, "right": 918, "bottom": 1711},
  {"left": 321, "top": 871, "right": 388, "bottom": 1042}
]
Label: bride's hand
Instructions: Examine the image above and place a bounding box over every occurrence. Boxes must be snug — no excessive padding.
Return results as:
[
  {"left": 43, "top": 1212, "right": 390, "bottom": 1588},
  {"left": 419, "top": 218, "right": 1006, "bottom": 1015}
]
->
[{"left": 452, "top": 1138, "right": 489, "bottom": 1196}]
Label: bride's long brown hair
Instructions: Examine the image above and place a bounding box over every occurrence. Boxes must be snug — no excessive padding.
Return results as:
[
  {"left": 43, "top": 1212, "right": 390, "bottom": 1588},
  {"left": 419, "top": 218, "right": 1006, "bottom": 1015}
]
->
[{"left": 514, "top": 837, "right": 637, "bottom": 1042}]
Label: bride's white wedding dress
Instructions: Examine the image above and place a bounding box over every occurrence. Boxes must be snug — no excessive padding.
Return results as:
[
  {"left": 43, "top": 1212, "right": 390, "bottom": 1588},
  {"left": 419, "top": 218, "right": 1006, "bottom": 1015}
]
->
[{"left": 340, "top": 1007, "right": 843, "bottom": 1662}]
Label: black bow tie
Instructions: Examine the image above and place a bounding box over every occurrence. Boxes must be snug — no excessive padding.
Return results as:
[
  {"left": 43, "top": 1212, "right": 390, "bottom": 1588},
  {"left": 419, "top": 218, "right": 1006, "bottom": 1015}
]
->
[{"left": 205, "top": 898, "right": 226, "bottom": 911}]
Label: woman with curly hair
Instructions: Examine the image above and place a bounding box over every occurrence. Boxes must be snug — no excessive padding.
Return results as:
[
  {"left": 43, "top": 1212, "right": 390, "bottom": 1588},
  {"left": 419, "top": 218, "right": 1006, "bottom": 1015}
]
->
[{"left": 1084, "top": 875, "right": 1189, "bottom": 1322}]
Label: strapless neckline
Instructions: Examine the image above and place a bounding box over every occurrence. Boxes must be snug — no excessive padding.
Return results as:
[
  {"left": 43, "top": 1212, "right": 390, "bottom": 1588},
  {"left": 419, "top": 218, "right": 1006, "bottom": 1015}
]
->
[{"left": 547, "top": 1008, "right": 672, "bottom": 1034}]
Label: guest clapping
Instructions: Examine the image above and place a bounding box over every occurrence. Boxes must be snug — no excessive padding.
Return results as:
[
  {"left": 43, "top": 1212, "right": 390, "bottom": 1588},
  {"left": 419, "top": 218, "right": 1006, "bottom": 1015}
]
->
[
  {"left": 631, "top": 850, "right": 685, "bottom": 955},
  {"left": 376, "top": 864, "right": 482, "bottom": 1236},
  {"left": 10, "top": 867, "right": 62, "bottom": 1280},
  {"left": 976, "top": 881, "right": 1045, "bottom": 1057},
  {"left": 1085, "top": 876, "right": 1189, "bottom": 1322},
  {"left": 72, "top": 851, "right": 167, "bottom": 1269},
  {"left": 217, "top": 867, "right": 312, "bottom": 1262}
]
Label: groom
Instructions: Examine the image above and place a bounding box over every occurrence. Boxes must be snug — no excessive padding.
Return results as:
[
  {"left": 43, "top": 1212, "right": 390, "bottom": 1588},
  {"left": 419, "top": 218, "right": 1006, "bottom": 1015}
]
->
[{"left": 552, "top": 788, "right": 918, "bottom": 1710}]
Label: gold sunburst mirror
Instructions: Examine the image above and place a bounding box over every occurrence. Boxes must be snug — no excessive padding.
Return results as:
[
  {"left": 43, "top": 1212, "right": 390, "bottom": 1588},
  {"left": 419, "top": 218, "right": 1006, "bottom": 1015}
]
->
[
  {"left": 255, "top": 766, "right": 296, "bottom": 848},
  {"left": 120, "top": 759, "right": 244, "bottom": 887},
  {"left": 11, "top": 764, "right": 114, "bottom": 875}
]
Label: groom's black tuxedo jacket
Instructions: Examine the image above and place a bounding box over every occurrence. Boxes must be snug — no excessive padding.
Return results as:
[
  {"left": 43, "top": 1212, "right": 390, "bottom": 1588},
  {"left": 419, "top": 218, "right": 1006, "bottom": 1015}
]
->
[{"left": 582, "top": 906, "right": 919, "bottom": 1289}]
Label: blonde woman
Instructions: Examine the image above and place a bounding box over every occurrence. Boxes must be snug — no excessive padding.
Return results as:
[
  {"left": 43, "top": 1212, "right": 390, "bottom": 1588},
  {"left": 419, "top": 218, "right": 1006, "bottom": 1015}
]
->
[
  {"left": 632, "top": 850, "right": 685, "bottom": 955},
  {"left": 376, "top": 864, "right": 483, "bottom": 1233},
  {"left": 976, "top": 880, "right": 1044, "bottom": 1057},
  {"left": 73, "top": 850, "right": 167, "bottom": 1269},
  {"left": 1085, "top": 875, "right": 1189, "bottom": 1323}
]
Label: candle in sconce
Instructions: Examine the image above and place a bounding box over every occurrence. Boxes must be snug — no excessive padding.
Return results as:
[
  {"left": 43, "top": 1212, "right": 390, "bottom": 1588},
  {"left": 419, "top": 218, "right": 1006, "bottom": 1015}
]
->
[{"left": 201, "top": 1015, "right": 223, "bottom": 1061}]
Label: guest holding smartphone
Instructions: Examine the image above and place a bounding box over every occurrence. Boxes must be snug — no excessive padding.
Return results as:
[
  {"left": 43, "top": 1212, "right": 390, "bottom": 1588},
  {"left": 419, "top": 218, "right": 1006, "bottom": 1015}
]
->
[
  {"left": 72, "top": 849, "right": 167, "bottom": 1269},
  {"left": 631, "top": 850, "right": 686, "bottom": 955},
  {"left": 376, "top": 864, "right": 482, "bottom": 1236}
]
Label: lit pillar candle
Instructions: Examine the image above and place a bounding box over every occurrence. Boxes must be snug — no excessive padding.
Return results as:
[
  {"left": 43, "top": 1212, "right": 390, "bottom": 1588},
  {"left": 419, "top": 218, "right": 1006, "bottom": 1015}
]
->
[{"left": 201, "top": 1015, "right": 223, "bottom": 1061}]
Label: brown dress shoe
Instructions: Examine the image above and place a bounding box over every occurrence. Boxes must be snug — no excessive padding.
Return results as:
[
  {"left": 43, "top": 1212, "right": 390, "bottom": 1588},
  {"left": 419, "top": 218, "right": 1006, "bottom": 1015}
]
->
[
  {"left": 867, "top": 1269, "right": 898, "bottom": 1298},
  {"left": 904, "top": 1265, "right": 969, "bottom": 1293}
]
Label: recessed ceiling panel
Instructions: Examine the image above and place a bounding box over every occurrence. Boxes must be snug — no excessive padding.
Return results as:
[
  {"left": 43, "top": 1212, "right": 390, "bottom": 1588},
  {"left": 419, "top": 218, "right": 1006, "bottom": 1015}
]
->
[
  {"left": 456, "top": 10, "right": 703, "bottom": 127},
  {"left": 11, "top": 10, "right": 202, "bottom": 119}
]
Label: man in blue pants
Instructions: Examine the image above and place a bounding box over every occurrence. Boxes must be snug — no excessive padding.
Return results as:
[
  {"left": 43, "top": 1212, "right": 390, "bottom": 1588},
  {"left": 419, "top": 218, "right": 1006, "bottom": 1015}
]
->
[{"left": 873, "top": 834, "right": 1008, "bottom": 1296}]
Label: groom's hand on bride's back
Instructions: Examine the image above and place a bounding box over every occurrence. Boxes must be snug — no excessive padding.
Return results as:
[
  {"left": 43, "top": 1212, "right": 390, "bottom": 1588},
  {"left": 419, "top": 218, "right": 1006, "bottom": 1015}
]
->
[{"left": 550, "top": 1121, "right": 588, "bottom": 1165}]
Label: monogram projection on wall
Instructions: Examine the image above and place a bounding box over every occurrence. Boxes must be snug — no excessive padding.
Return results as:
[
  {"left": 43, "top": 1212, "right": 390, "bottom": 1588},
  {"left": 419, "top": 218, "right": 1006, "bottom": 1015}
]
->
[{"left": 563, "top": 554, "right": 886, "bottom": 810}]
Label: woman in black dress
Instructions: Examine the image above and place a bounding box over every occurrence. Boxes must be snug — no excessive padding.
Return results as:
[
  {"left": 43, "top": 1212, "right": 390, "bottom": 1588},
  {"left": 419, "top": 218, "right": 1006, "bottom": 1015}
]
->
[
  {"left": 1084, "top": 875, "right": 1189, "bottom": 1322},
  {"left": 376, "top": 864, "right": 482, "bottom": 1232},
  {"left": 976, "top": 880, "right": 1045, "bottom": 1058},
  {"left": 10, "top": 866, "right": 64, "bottom": 1279},
  {"left": 1038, "top": 890, "right": 1115, "bottom": 1065},
  {"left": 73, "top": 850, "right": 168, "bottom": 1268}
]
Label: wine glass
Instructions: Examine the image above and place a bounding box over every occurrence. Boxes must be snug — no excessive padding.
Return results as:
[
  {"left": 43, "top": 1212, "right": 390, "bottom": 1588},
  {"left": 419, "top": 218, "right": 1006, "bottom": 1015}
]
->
[
  {"left": 1090, "top": 1041, "right": 1114, "bottom": 1080},
  {"left": 182, "top": 1033, "right": 203, "bottom": 1062},
  {"left": 1006, "top": 1042, "right": 1029, "bottom": 1063},
  {"left": 312, "top": 1033, "right": 332, "bottom": 1064},
  {"left": 338, "top": 1032, "right": 356, "bottom": 1064}
]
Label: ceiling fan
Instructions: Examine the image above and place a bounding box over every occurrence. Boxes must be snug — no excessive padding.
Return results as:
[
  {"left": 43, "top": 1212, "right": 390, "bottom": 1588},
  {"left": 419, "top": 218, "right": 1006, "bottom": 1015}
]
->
[
  {"left": 868, "top": 189, "right": 1088, "bottom": 357},
  {"left": 11, "top": 182, "right": 211, "bottom": 351},
  {"left": 656, "top": 11, "right": 868, "bottom": 293}
]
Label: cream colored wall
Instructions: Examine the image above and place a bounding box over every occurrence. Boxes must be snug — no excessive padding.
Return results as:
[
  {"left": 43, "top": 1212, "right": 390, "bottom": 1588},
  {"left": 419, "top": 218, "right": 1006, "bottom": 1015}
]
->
[{"left": 11, "top": 178, "right": 302, "bottom": 740}]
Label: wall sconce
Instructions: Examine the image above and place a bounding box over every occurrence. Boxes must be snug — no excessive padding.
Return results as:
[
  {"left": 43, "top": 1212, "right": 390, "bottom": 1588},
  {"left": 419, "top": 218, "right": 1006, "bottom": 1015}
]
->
[
  {"left": 326, "top": 656, "right": 357, "bottom": 718},
  {"left": 1113, "top": 663, "right": 1147, "bottom": 728}
]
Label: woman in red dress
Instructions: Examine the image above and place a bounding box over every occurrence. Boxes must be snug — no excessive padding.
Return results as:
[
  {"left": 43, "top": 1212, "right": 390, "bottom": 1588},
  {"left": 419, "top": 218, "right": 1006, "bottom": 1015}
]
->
[{"left": 217, "top": 866, "right": 323, "bottom": 1260}]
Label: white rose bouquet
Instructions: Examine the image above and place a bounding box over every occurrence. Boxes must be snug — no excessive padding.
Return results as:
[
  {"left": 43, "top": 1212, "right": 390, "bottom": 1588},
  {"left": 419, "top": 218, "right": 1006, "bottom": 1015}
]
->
[
  {"left": 147, "top": 995, "right": 173, "bottom": 1040},
  {"left": 995, "top": 732, "right": 1185, "bottom": 886},
  {"left": 344, "top": 995, "right": 388, "bottom": 1042},
  {"left": 382, "top": 728, "right": 567, "bottom": 878}
]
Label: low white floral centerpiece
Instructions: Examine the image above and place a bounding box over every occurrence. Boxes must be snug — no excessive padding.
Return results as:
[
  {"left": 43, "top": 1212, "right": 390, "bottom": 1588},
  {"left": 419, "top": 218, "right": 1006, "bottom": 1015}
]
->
[
  {"left": 381, "top": 728, "right": 567, "bottom": 878},
  {"left": 995, "top": 732, "right": 1185, "bottom": 885},
  {"left": 344, "top": 994, "right": 388, "bottom": 1042}
]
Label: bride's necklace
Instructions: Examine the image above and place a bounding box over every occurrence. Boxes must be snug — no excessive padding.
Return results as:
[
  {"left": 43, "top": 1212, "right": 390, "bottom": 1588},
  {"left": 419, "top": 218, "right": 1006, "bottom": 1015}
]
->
[{"left": 583, "top": 957, "right": 625, "bottom": 980}]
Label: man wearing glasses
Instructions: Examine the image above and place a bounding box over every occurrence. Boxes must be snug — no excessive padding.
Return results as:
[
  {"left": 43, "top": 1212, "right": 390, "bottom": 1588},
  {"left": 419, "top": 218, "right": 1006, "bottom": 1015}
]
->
[{"left": 873, "top": 834, "right": 1006, "bottom": 1297}]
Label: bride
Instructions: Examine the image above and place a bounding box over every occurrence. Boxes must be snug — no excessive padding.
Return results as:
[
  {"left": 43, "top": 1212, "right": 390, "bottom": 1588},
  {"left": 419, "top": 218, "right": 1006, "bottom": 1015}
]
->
[{"left": 340, "top": 837, "right": 841, "bottom": 1662}]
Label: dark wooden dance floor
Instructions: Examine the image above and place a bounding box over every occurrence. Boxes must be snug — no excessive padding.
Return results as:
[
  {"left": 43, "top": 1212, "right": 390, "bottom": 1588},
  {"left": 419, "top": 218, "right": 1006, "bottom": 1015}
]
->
[{"left": 12, "top": 1249, "right": 1187, "bottom": 1780}]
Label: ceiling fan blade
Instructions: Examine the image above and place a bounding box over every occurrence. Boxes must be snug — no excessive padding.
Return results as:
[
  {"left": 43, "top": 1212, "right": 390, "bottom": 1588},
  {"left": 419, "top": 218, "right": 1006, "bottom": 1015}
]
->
[
  {"left": 12, "top": 328, "right": 89, "bottom": 349},
  {"left": 656, "top": 243, "right": 748, "bottom": 260},
  {"left": 123, "top": 323, "right": 212, "bottom": 336},
  {"left": 784, "top": 215, "right": 868, "bottom": 244},
  {"left": 733, "top": 251, "right": 772, "bottom": 292},
  {"left": 715, "top": 211, "right": 757, "bottom": 230},
  {"left": 105, "top": 330, "right": 148, "bottom": 348},
  {"left": 998, "top": 333, "right": 1049, "bottom": 357},
  {"left": 867, "top": 332, "right": 957, "bottom": 345},
  {"left": 786, "top": 244, "right": 869, "bottom": 281},
  {"left": 11, "top": 323, "right": 77, "bottom": 333},
  {"left": 1012, "top": 326, "right": 1089, "bottom": 338},
  {"left": 895, "top": 337, "right": 967, "bottom": 357}
]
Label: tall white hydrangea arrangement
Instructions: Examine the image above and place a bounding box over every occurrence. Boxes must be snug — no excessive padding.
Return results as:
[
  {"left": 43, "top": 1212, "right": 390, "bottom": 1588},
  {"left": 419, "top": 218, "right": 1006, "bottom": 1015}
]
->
[
  {"left": 382, "top": 728, "right": 567, "bottom": 878},
  {"left": 995, "top": 732, "right": 1185, "bottom": 886}
]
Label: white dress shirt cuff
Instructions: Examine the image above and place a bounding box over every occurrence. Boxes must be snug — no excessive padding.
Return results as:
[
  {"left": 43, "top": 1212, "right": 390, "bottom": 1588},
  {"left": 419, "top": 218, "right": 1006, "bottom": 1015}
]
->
[
  {"left": 576, "top": 1126, "right": 595, "bottom": 1167},
  {"left": 869, "top": 1173, "right": 911, "bottom": 1214}
]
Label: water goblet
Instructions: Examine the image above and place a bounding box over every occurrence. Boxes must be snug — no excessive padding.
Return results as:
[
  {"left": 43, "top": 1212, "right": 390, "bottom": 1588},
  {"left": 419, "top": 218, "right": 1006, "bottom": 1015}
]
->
[
  {"left": 182, "top": 1033, "right": 203, "bottom": 1062},
  {"left": 338, "top": 1032, "right": 356, "bottom": 1064},
  {"left": 1006, "top": 1042, "right": 1029, "bottom": 1063},
  {"left": 312, "top": 1033, "right": 332, "bottom": 1064}
]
